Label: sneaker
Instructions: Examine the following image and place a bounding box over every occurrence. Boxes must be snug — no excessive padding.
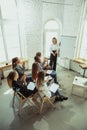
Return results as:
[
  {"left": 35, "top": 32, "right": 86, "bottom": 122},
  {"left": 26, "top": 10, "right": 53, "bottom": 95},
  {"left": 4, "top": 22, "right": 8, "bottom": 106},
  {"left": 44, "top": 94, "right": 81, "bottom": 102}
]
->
[
  {"left": 54, "top": 97, "right": 61, "bottom": 103},
  {"left": 57, "top": 97, "right": 63, "bottom": 102},
  {"left": 63, "top": 97, "right": 68, "bottom": 100}
]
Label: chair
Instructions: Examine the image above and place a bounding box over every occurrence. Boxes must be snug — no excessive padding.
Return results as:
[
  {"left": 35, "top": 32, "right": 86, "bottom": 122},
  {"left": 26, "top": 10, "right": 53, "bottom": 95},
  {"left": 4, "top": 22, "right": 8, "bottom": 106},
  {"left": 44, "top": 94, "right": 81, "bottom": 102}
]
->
[
  {"left": 38, "top": 91, "right": 56, "bottom": 114},
  {"left": 7, "top": 78, "right": 38, "bottom": 115}
]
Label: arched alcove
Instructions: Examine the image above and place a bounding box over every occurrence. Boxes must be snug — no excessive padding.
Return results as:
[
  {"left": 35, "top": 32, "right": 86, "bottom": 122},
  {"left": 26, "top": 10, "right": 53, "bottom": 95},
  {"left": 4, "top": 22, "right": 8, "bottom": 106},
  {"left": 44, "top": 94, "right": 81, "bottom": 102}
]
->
[{"left": 44, "top": 19, "right": 62, "bottom": 57}]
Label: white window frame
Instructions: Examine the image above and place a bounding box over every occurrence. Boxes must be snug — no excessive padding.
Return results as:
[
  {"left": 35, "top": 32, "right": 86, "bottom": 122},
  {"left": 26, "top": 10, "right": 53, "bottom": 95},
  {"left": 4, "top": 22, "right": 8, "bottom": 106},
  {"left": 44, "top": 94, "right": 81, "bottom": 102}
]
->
[{"left": 0, "top": 0, "right": 22, "bottom": 62}]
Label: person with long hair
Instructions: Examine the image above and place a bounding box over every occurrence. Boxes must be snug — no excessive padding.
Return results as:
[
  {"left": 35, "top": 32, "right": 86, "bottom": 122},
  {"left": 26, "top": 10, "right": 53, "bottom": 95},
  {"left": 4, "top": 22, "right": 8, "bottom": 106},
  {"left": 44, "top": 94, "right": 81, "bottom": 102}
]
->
[
  {"left": 36, "top": 52, "right": 50, "bottom": 70},
  {"left": 12, "top": 57, "right": 32, "bottom": 82},
  {"left": 12, "top": 57, "right": 26, "bottom": 80},
  {"left": 7, "top": 71, "right": 37, "bottom": 97},
  {"left": 34, "top": 52, "right": 58, "bottom": 83},
  {"left": 37, "top": 71, "right": 68, "bottom": 102},
  {"left": 50, "top": 37, "right": 59, "bottom": 71},
  {"left": 31, "top": 62, "right": 40, "bottom": 81}
]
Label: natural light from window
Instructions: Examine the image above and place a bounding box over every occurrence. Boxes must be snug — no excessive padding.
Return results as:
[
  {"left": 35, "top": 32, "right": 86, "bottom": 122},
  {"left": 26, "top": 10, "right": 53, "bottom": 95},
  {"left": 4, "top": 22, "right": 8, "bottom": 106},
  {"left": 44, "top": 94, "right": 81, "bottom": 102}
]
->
[
  {"left": 0, "top": 0, "right": 21, "bottom": 62},
  {"left": 79, "top": 20, "right": 87, "bottom": 59}
]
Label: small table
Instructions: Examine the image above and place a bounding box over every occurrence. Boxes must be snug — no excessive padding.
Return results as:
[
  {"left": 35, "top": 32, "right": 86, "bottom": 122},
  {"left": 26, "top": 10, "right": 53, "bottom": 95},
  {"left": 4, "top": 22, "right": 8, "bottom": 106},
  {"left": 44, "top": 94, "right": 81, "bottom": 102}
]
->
[
  {"left": 71, "top": 76, "right": 87, "bottom": 98},
  {"left": 0, "top": 59, "right": 28, "bottom": 78},
  {"left": 79, "top": 64, "right": 87, "bottom": 77}
]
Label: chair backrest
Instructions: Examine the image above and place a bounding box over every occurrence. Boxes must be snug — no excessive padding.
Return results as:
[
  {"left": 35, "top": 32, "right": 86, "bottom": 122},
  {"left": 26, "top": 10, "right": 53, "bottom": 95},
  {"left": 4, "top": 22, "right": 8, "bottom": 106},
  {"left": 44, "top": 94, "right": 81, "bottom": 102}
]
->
[
  {"left": 7, "top": 77, "right": 12, "bottom": 88},
  {"left": 7, "top": 77, "right": 25, "bottom": 100}
]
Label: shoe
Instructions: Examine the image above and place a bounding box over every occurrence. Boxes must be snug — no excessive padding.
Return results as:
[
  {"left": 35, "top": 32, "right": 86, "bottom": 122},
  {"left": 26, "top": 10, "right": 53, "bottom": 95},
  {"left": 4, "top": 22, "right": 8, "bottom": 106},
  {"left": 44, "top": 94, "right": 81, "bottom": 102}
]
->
[
  {"left": 54, "top": 97, "right": 60, "bottom": 103},
  {"left": 63, "top": 97, "right": 68, "bottom": 100},
  {"left": 57, "top": 97, "right": 63, "bottom": 102},
  {"left": 61, "top": 95, "right": 68, "bottom": 100}
]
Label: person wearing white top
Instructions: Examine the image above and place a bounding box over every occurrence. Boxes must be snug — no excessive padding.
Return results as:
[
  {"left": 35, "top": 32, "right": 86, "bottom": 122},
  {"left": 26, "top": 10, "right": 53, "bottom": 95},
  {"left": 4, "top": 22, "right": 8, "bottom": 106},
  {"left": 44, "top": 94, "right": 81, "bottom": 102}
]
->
[
  {"left": 37, "top": 71, "right": 68, "bottom": 102},
  {"left": 50, "top": 37, "right": 59, "bottom": 70}
]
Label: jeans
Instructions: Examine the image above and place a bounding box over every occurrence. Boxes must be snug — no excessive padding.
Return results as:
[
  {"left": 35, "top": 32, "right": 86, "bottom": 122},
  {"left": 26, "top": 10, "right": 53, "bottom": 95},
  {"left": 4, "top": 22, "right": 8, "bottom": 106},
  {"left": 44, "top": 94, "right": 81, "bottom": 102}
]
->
[
  {"left": 46, "top": 70, "right": 58, "bottom": 83},
  {"left": 51, "top": 89, "right": 61, "bottom": 98}
]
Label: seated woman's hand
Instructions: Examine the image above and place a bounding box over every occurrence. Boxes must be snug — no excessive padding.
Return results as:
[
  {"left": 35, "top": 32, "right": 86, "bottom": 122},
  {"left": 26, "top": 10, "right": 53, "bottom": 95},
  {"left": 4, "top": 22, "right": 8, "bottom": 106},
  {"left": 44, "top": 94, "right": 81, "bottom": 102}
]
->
[
  {"left": 44, "top": 70, "right": 47, "bottom": 75},
  {"left": 49, "top": 79, "right": 54, "bottom": 86},
  {"left": 45, "top": 65, "right": 51, "bottom": 70},
  {"left": 22, "top": 61, "right": 25, "bottom": 68},
  {"left": 44, "top": 58, "right": 48, "bottom": 62}
]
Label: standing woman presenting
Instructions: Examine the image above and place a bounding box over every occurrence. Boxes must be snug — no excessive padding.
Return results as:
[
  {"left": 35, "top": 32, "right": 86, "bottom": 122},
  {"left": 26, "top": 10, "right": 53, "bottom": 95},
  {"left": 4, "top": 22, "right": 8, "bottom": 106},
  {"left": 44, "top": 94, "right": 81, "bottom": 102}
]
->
[{"left": 50, "top": 37, "right": 59, "bottom": 71}]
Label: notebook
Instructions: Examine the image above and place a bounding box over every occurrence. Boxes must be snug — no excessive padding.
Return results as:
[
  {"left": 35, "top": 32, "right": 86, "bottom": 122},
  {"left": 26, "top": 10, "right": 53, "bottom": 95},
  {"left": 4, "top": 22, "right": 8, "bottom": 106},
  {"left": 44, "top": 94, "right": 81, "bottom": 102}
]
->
[
  {"left": 45, "top": 76, "right": 52, "bottom": 81},
  {"left": 27, "top": 82, "right": 36, "bottom": 90},
  {"left": 48, "top": 83, "right": 59, "bottom": 93},
  {"left": 46, "top": 70, "right": 52, "bottom": 74}
]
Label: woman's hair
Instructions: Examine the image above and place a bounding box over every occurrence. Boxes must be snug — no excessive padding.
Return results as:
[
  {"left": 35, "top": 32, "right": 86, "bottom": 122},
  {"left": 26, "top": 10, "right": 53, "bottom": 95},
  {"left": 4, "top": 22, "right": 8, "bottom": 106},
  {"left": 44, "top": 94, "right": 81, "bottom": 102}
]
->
[
  {"left": 34, "top": 56, "right": 41, "bottom": 63},
  {"left": 32, "top": 63, "right": 39, "bottom": 80},
  {"left": 52, "top": 37, "right": 57, "bottom": 44},
  {"left": 36, "top": 52, "right": 41, "bottom": 57},
  {"left": 7, "top": 71, "right": 17, "bottom": 88},
  {"left": 37, "top": 71, "right": 44, "bottom": 89},
  {"left": 7, "top": 71, "right": 17, "bottom": 81},
  {"left": 12, "top": 57, "right": 19, "bottom": 69}
]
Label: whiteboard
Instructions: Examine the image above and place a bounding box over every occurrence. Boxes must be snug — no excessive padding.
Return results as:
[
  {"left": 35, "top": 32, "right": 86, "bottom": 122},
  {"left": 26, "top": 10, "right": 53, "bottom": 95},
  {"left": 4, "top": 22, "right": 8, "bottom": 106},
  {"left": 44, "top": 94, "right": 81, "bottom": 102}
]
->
[{"left": 60, "top": 35, "right": 76, "bottom": 59}]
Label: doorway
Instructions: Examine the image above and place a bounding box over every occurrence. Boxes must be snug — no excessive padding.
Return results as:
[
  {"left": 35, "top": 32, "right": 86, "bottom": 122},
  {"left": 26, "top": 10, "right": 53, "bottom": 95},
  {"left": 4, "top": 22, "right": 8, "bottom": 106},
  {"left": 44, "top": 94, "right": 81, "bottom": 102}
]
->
[{"left": 44, "top": 20, "right": 61, "bottom": 57}]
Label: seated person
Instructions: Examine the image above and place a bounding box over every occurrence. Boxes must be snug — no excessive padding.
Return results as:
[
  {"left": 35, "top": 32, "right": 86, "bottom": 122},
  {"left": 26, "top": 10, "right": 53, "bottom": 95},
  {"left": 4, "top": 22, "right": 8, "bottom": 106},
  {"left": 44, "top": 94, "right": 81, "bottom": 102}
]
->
[
  {"left": 31, "top": 62, "right": 40, "bottom": 82},
  {"left": 7, "top": 71, "right": 37, "bottom": 98},
  {"left": 27, "top": 62, "right": 40, "bottom": 83},
  {"left": 12, "top": 57, "right": 31, "bottom": 82},
  {"left": 36, "top": 52, "right": 50, "bottom": 70},
  {"left": 34, "top": 53, "right": 58, "bottom": 83},
  {"left": 37, "top": 71, "right": 68, "bottom": 102}
]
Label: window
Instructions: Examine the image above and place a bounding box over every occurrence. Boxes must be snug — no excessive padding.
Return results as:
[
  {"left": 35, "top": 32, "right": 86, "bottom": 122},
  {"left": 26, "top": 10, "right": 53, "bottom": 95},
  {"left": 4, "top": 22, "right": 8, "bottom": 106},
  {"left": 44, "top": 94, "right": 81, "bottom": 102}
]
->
[
  {"left": 1, "top": 0, "right": 17, "bottom": 19},
  {"left": 79, "top": 20, "right": 87, "bottom": 59},
  {"left": 0, "top": 0, "right": 22, "bottom": 62},
  {"left": 4, "top": 23, "right": 21, "bottom": 60},
  {"left": 0, "top": 26, "right": 6, "bottom": 62}
]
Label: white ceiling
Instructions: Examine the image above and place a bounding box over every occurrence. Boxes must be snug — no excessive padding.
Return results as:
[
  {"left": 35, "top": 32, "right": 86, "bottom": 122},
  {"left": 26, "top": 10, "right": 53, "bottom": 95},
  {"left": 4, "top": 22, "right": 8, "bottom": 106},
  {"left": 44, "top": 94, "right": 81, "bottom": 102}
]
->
[{"left": 42, "top": 0, "right": 83, "bottom": 6}]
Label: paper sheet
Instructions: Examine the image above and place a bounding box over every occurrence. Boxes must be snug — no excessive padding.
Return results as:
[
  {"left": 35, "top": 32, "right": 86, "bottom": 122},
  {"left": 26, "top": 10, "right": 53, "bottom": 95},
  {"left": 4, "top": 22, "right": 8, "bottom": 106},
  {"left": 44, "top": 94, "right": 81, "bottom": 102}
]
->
[
  {"left": 48, "top": 83, "right": 59, "bottom": 93},
  {"left": 46, "top": 70, "right": 52, "bottom": 74},
  {"left": 27, "top": 82, "right": 36, "bottom": 90},
  {"left": 45, "top": 76, "right": 52, "bottom": 81}
]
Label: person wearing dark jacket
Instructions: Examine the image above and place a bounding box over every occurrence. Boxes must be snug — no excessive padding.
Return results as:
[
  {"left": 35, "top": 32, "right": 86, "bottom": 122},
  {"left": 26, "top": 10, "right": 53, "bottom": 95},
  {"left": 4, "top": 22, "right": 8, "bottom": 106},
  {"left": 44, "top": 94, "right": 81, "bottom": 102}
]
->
[{"left": 7, "top": 71, "right": 37, "bottom": 97}]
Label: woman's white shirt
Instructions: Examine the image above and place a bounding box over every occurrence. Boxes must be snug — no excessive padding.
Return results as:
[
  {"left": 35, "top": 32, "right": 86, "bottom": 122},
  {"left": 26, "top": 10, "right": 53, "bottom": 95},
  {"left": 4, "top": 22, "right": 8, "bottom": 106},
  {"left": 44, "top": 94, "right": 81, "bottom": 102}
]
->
[
  {"left": 38, "top": 83, "right": 51, "bottom": 98},
  {"left": 50, "top": 43, "right": 59, "bottom": 54}
]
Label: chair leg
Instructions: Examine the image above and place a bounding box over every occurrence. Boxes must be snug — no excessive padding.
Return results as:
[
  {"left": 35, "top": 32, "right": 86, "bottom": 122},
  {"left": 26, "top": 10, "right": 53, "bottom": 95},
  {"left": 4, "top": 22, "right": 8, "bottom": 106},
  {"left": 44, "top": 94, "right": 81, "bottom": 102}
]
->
[
  {"left": 40, "top": 100, "right": 44, "bottom": 114},
  {"left": 18, "top": 97, "right": 22, "bottom": 115},
  {"left": 47, "top": 98, "right": 56, "bottom": 108},
  {"left": 12, "top": 92, "right": 16, "bottom": 107}
]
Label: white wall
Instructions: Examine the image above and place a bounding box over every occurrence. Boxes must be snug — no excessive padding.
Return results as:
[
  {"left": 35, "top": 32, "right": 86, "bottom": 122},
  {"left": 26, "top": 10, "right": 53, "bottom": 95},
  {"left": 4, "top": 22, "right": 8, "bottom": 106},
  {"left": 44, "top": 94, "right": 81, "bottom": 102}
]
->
[
  {"left": 63, "top": 2, "right": 82, "bottom": 36},
  {"left": 22, "top": 0, "right": 42, "bottom": 67},
  {"left": 17, "top": 0, "right": 83, "bottom": 68},
  {"left": 42, "top": 0, "right": 83, "bottom": 59}
]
